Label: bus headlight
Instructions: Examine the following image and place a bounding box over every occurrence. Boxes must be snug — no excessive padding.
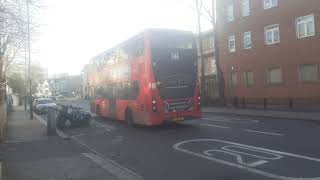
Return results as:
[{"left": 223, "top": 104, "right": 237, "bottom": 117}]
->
[{"left": 152, "top": 99, "right": 157, "bottom": 112}]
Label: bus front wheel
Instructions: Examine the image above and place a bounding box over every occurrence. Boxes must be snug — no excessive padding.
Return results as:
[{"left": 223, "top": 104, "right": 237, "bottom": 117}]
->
[{"left": 125, "top": 109, "right": 134, "bottom": 125}]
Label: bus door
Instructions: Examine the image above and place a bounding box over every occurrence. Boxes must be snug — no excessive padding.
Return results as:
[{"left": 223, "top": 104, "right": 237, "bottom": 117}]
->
[{"left": 109, "top": 85, "right": 117, "bottom": 118}]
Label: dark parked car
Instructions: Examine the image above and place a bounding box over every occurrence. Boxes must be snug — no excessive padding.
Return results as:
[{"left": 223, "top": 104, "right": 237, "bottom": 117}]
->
[{"left": 56, "top": 105, "right": 91, "bottom": 129}]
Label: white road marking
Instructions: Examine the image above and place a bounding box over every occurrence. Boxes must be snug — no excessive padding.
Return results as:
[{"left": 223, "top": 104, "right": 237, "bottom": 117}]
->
[
  {"left": 34, "top": 113, "right": 47, "bottom": 126},
  {"left": 91, "top": 120, "right": 115, "bottom": 131},
  {"left": 202, "top": 117, "right": 259, "bottom": 123},
  {"left": 221, "top": 145, "right": 282, "bottom": 160},
  {"left": 70, "top": 133, "right": 89, "bottom": 138},
  {"left": 55, "top": 129, "right": 70, "bottom": 139},
  {"left": 200, "top": 124, "right": 230, "bottom": 129},
  {"left": 83, "top": 153, "right": 143, "bottom": 180},
  {"left": 173, "top": 139, "right": 320, "bottom": 180},
  {"left": 72, "top": 136, "right": 143, "bottom": 180},
  {"left": 243, "top": 130, "right": 284, "bottom": 136},
  {"left": 4, "top": 138, "right": 48, "bottom": 143},
  {"left": 204, "top": 149, "right": 270, "bottom": 167}
]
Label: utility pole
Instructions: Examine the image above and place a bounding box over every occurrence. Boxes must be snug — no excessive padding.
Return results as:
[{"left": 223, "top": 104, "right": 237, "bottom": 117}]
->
[
  {"left": 27, "top": 0, "right": 33, "bottom": 119},
  {"left": 24, "top": 39, "right": 27, "bottom": 110},
  {"left": 196, "top": 0, "right": 205, "bottom": 105}
]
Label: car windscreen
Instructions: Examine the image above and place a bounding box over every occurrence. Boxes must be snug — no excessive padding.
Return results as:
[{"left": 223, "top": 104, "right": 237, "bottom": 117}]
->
[{"left": 37, "top": 99, "right": 53, "bottom": 104}]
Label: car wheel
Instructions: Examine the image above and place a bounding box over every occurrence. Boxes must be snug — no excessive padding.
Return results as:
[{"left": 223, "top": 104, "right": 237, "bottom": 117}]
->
[{"left": 65, "top": 119, "right": 72, "bottom": 129}]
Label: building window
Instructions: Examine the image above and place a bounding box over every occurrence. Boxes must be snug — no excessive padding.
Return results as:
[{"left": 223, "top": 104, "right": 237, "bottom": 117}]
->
[
  {"left": 230, "top": 72, "right": 238, "bottom": 87},
  {"left": 228, "top": 35, "right": 236, "bottom": 53},
  {"left": 265, "top": 24, "right": 280, "bottom": 45},
  {"left": 267, "top": 67, "right": 282, "bottom": 84},
  {"left": 241, "top": 0, "right": 250, "bottom": 17},
  {"left": 227, "top": 3, "right": 234, "bottom": 22},
  {"left": 204, "top": 57, "right": 216, "bottom": 76},
  {"left": 243, "top": 31, "right": 252, "bottom": 49},
  {"left": 299, "top": 64, "right": 319, "bottom": 82},
  {"left": 201, "top": 36, "right": 214, "bottom": 52},
  {"left": 296, "top": 14, "right": 315, "bottom": 38},
  {"left": 244, "top": 71, "right": 254, "bottom": 87},
  {"left": 264, "top": 0, "right": 277, "bottom": 9}
]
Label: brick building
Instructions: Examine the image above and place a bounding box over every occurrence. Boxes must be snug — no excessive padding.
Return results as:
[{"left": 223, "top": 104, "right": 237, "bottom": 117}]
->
[
  {"left": 216, "top": 0, "right": 320, "bottom": 101},
  {"left": 197, "top": 30, "right": 220, "bottom": 101}
]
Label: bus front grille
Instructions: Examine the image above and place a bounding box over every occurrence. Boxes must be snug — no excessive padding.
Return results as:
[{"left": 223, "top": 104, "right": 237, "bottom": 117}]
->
[{"left": 164, "top": 98, "right": 192, "bottom": 113}]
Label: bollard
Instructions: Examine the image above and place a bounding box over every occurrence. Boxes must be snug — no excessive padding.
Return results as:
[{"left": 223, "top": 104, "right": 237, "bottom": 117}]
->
[
  {"left": 263, "top": 98, "right": 267, "bottom": 109},
  {"left": 47, "top": 106, "right": 57, "bottom": 136},
  {"left": 289, "top": 97, "right": 293, "bottom": 109}
]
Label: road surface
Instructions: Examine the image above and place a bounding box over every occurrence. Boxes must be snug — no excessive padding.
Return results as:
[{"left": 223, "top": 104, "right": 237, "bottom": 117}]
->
[{"left": 38, "top": 107, "right": 320, "bottom": 180}]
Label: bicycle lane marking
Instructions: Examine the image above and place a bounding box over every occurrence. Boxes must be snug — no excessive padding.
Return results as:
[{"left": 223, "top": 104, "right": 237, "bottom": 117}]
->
[
  {"left": 243, "top": 130, "right": 284, "bottom": 136},
  {"left": 200, "top": 124, "right": 231, "bottom": 129},
  {"left": 198, "top": 122, "right": 285, "bottom": 137},
  {"left": 173, "top": 139, "right": 320, "bottom": 180},
  {"left": 202, "top": 117, "right": 259, "bottom": 123}
]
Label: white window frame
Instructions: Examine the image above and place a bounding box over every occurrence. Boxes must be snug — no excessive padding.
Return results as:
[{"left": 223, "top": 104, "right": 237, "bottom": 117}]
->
[
  {"left": 298, "top": 64, "right": 319, "bottom": 82},
  {"left": 243, "top": 31, "right": 252, "bottom": 49},
  {"left": 241, "top": 0, "right": 250, "bottom": 17},
  {"left": 228, "top": 35, "right": 236, "bottom": 53},
  {"left": 265, "top": 24, "right": 280, "bottom": 45},
  {"left": 267, "top": 67, "right": 283, "bottom": 84},
  {"left": 230, "top": 72, "right": 238, "bottom": 87},
  {"left": 227, "top": 3, "right": 234, "bottom": 22},
  {"left": 244, "top": 71, "right": 254, "bottom": 87},
  {"left": 264, "top": 0, "right": 278, "bottom": 9},
  {"left": 296, "top": 14, "right": 315, "bottom": 39}
]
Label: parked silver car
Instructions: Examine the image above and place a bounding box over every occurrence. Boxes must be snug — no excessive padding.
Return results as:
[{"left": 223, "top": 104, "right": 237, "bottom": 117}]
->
[{"left": 33, "top": 98, "right": 57, "bottom": 114}]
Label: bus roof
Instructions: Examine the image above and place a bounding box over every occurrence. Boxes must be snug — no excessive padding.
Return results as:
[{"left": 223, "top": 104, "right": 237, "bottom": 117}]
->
[{"left": 89, "top": 28, "right": 194, "bottom": 64}]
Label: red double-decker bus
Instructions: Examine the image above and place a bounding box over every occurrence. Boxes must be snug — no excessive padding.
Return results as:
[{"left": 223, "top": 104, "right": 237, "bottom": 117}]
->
[{"left": 86, "top": 29, "right": 201, "bottom": 125}]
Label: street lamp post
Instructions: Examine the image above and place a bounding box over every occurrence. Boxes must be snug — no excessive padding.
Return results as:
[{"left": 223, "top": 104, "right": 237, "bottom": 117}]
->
[
  {"left": 27, "top": 0, "right": 33, "bottom": 119},
  {"left": 24, "top": 39, "right": 27, "bottom": 111}
]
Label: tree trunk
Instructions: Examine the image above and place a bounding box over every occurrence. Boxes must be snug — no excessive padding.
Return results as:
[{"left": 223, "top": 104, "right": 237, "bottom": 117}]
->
[
  {"left": 0, "top": 54, "right": 4, "bottom": 83},
  {"left": 213, "top": 0, "right": 225, "bottom": 105}
]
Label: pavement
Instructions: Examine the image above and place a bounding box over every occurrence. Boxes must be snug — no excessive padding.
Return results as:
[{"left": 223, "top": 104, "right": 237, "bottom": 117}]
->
[
  {"left": 202, "top": 107, "right": 320, "bottom": 122},
  {"left": 2, "top": 106, "right": 118, "bottom": 180},
  {"left": 4, "top": 106, "right": 47, "bottom": 142}
]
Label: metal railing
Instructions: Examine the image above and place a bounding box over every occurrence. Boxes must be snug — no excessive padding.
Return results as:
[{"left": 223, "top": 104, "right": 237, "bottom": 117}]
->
[{"left": 206, "top": 97, "right": 320, "bottom": 112}]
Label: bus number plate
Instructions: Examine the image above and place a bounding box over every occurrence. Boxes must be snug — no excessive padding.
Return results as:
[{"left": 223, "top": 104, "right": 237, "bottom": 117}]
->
[{"left": 173, "top": 117, "right": 184, "bottom": 121}]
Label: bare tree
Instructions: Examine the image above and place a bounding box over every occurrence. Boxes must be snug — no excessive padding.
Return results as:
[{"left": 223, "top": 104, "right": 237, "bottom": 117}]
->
[
  {"left": 201, "top": 0, "right": 225, "bottom": 105},
  {"left": 192, "top": 0, "right": 206, "bottom": 104},
  {"left": 0, "top": 0, "right": 39, "bottom": 83},
  {"left": 0, "top": 0, "right": 26, "bottom": 81}
]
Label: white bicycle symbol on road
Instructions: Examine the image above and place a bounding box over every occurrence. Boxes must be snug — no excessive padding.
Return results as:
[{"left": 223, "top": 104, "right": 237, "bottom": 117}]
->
[{"left": 173, "top": 139, "right": 320, "bottom": 180}]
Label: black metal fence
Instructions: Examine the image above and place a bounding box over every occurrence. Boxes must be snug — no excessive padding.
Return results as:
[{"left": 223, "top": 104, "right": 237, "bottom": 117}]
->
[{"left": 206, "top": 97, "right": 320, "bottom": 112}]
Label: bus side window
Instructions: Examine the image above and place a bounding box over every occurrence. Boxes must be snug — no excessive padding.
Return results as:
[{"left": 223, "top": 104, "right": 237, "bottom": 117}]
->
[
  {"left": 111, "top": 84, "right": 116, "bottom": 99},
  {"left": 135, "top": 39, "right": 144, "bottom": 57},
  {"left": 115, "top": 82, "right": 130, "bottom": 100},
  {"left": 95, "top": 87, "right": 103, "bottom": 99},
  {"left": 128, "top": 81, "right": 140, "bottom": 100},
  {"left": 125, "top": 38, "right": 144, "bottom": 60},
  {"left": 102, "top": 86, "right": 109, "bottom": 99}
]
